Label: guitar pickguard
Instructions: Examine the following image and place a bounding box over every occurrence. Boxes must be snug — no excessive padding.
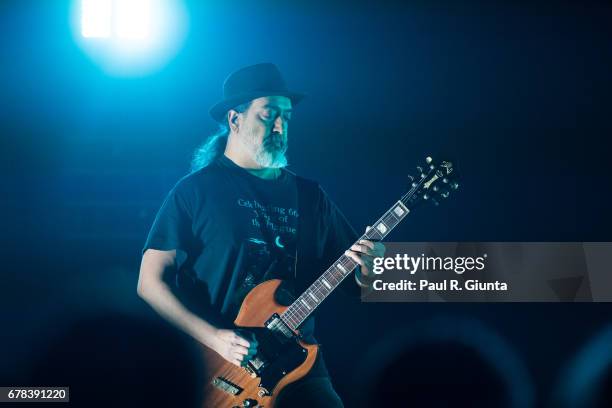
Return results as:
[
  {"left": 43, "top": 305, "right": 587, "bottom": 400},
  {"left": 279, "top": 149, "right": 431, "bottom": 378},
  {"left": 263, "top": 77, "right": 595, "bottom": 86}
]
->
[{"left": 241, "top": 315, "right": 308, "bottom": 395}]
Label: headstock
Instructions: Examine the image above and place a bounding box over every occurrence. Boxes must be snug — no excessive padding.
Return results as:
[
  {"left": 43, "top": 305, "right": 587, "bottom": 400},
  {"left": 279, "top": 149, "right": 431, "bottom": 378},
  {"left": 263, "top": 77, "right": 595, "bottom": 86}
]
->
[{"left": 402, "top": 156, "right": 459, "bottom": 208}]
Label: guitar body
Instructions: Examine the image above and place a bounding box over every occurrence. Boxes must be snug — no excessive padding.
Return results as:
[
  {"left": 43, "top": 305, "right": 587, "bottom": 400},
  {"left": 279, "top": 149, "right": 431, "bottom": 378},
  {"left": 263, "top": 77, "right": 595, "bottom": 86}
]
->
[{"left": 201, "top": 279, "right": 318, "bottom": 408}]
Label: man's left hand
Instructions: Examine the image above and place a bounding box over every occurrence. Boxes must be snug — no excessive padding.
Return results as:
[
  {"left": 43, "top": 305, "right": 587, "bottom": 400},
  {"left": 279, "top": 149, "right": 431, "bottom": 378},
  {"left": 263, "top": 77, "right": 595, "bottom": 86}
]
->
[{"left": 344, "top": 226, "right": 386, "bottom": 284}]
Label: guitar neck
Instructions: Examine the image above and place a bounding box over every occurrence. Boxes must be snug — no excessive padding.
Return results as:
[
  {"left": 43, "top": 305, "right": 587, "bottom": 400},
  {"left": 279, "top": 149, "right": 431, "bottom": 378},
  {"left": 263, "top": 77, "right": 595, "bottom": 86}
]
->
[{"left": 280, "top": 200, "right": 411, "bottom": 332}]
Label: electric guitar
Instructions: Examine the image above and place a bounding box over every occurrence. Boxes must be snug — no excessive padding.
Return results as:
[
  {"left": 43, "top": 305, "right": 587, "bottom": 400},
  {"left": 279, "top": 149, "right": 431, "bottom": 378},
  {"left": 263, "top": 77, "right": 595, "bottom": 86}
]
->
[{"left": 201, "top": 156, "right": 459, "bottom": 407}]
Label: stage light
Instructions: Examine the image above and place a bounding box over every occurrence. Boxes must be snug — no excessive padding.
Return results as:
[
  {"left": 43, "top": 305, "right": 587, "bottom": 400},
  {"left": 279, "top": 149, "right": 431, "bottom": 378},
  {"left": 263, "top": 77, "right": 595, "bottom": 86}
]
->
[
  {"left": 73, "top": 0, "right": 188, "bottom": 76},
  {"left": 81, "top": 0, "right": 112, "bottom": 38},
  {"left": 116, "top": 0, "right": 150, "bottom": 39},
  {"left": 80, "top": 0, "right": 151, "bottom": 39}
]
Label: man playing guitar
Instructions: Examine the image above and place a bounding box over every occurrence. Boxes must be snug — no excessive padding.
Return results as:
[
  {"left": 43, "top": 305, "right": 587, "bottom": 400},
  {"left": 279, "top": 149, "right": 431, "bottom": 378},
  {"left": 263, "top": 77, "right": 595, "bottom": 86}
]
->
[{"left": 137, "top": 63, "right": 384, "bottom": 407}]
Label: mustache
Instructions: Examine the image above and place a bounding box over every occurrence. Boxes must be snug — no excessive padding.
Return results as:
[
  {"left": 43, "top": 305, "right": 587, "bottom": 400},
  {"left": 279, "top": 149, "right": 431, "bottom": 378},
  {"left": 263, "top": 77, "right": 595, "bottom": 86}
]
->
[{"left": 264, "top": 132, "right": 287, "bottom": 148}]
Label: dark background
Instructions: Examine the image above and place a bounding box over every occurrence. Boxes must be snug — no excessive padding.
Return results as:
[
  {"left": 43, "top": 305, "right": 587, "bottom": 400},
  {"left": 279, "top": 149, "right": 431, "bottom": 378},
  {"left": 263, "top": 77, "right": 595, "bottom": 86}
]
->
[{"left": 2, "top": 0, "right": 612, "bottom": 406}]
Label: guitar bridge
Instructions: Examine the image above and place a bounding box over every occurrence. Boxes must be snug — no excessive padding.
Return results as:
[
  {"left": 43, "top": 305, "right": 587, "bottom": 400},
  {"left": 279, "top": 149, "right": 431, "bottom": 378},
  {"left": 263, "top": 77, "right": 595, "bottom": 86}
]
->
[{"left": 211, "top": 377, "right": 242, "bottom": 396}]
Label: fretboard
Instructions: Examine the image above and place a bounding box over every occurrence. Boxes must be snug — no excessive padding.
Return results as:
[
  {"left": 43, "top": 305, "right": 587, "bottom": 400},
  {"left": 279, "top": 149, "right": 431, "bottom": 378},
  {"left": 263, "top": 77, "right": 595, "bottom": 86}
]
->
[{"left": 280, "top": 200, "right": 410, "bottom": 332}]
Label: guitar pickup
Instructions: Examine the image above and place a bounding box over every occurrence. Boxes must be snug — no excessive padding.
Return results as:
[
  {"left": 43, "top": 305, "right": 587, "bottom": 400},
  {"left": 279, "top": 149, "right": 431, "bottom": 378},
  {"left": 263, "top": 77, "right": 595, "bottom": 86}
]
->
[
  {"left": 264, "top": 313, "right": 295, "bottom": 340},
  {"left": 212, "top": 377, "right": 242, "bottom": 395},
  {"left": 244, "top": 365, "right": 257, "bottom": 378}
]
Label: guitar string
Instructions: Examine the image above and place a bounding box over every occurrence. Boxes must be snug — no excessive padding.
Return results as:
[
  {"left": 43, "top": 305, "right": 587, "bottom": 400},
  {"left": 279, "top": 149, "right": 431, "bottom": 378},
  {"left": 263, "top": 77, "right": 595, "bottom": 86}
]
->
[
  {"left": 281, "top": 172, "right": 428, "bottom": 329},
  {"left": 281, "top": 166, "right": 435, "bottom": 329},
  {"left": 281, "top": 197, "right": 412, "bottom": 329},
  {"left": 282, "top": 207, "right": 404, "bottom": 329},
  {"left": 285, "top": 209, "right": 408, "bottom": 328},
  {"left": 282, "top": 206, "right": 405, "bottom": 328}
]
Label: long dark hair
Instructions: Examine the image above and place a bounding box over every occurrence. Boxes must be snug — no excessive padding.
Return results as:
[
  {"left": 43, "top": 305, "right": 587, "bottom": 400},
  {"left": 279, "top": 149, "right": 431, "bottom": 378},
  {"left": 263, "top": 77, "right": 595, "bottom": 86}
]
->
[{"left": 190, "top": 101, "right": 251, "bottom": 172}]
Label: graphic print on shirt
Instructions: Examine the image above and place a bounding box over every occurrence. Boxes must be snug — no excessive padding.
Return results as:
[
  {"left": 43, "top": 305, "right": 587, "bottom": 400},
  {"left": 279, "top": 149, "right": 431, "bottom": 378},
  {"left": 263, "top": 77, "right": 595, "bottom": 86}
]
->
[
  {"left": 237, "top": 198, "right": 299, "bottom": 235},
  {"left": 237, "top": 198, "right": 299, "bottom": 284}
]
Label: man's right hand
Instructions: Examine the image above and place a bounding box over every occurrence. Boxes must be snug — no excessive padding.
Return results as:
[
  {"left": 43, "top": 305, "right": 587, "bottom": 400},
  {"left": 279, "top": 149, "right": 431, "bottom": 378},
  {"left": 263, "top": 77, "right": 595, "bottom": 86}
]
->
[
  {"left": 138, "top": 250, "right": 259, "bottom": 368},
  {"left": 211, "top": 329, "right": 258, "bottom": 367}
]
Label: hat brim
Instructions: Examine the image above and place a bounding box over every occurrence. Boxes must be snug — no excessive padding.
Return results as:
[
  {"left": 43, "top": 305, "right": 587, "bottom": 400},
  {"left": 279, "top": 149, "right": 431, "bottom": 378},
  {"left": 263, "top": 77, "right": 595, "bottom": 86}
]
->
[{"left": 209, "top": 91, "right": 305, "bottom": 123}]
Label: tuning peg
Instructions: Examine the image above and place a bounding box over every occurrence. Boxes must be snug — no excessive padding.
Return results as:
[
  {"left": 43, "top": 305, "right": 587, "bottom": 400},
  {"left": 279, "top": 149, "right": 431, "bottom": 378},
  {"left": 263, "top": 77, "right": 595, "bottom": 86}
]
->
[
  {"left": 432, "top": 185, "right": 439, "bottom": 192},
  {"left": 407, "top": 174, "right": 419, "bottom": 188},
  {"left": 442, "top": 177, "right": 449, "bottom": 183},
  {"left": 423, "top": 193, "right": 429, "bottom": 200},
  {"left": 451, "top": 181, "right": 459, "bottom": 190},
  {"left": 441, "top": 190, "right": 450, "bottom": 198},
  {"left": 426, "top": 157, "right": 436, "bottom": 170}
]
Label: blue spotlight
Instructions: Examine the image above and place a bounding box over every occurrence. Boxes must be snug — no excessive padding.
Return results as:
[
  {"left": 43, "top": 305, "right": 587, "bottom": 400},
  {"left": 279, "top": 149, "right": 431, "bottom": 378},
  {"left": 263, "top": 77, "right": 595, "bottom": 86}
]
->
[
  {"left": 81, "top": 0, "right": 112, "bottom": 38},
  {"left": 115, "top": 0, "right": 151, "bottom": 39},
  {"left": 73, "top": 0, "right": 188, "bottom": 76}
]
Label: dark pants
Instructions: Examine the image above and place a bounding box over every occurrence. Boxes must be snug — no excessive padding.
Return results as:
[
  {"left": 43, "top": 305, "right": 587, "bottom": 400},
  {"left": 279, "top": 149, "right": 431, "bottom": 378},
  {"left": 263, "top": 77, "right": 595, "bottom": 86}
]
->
[{"left": 275, "top": 376, "right": 344, "bottom": 408}]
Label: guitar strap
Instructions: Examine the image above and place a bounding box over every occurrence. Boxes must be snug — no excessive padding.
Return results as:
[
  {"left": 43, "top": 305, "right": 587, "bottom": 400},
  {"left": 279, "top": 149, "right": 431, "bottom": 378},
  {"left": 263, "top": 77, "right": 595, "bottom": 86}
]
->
[{"left": 294, "top": 175, "right": 320, "bottom": 292}]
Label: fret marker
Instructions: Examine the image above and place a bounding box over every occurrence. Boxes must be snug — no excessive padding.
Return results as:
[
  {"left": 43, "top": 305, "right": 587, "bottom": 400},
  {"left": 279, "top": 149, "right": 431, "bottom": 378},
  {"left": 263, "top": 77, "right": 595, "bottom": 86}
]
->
[
  {"left": 393, "top": 206, "right": 405, "bottom": 217},
  {"left": 376, "top": 223, "right": 388, "bottom": 234},
  {"left": 336, "top": 264, "right": 347, "bottom": 273},
  {"left": 300, "top": 299, "right": 311, "bottom": 310},
  {"left": 309, "top": 292, "right": 318, "bottom": 302},
  {"left": 322, "top": 279, "right": 332, "bottom": 289}
]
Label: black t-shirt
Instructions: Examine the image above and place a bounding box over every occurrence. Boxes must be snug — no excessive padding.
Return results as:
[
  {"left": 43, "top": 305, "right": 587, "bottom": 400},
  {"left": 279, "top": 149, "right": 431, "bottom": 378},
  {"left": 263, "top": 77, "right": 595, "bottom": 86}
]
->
[{"left": 143, "top": 155, "right": 359, "bottom": 346}]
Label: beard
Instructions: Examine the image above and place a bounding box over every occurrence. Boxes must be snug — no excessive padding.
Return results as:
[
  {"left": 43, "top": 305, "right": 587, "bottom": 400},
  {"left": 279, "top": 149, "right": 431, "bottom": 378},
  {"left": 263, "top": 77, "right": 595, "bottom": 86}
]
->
[{"left": 242, "top": 128, "right": 288, "bottom": 169}]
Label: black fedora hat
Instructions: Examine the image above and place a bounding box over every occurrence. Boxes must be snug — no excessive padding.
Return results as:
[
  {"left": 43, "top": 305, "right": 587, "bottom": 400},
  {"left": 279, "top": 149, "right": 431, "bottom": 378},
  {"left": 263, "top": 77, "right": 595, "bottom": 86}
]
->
[{"left": 209, "top": 63, "right": 305, "bottom": 123}]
